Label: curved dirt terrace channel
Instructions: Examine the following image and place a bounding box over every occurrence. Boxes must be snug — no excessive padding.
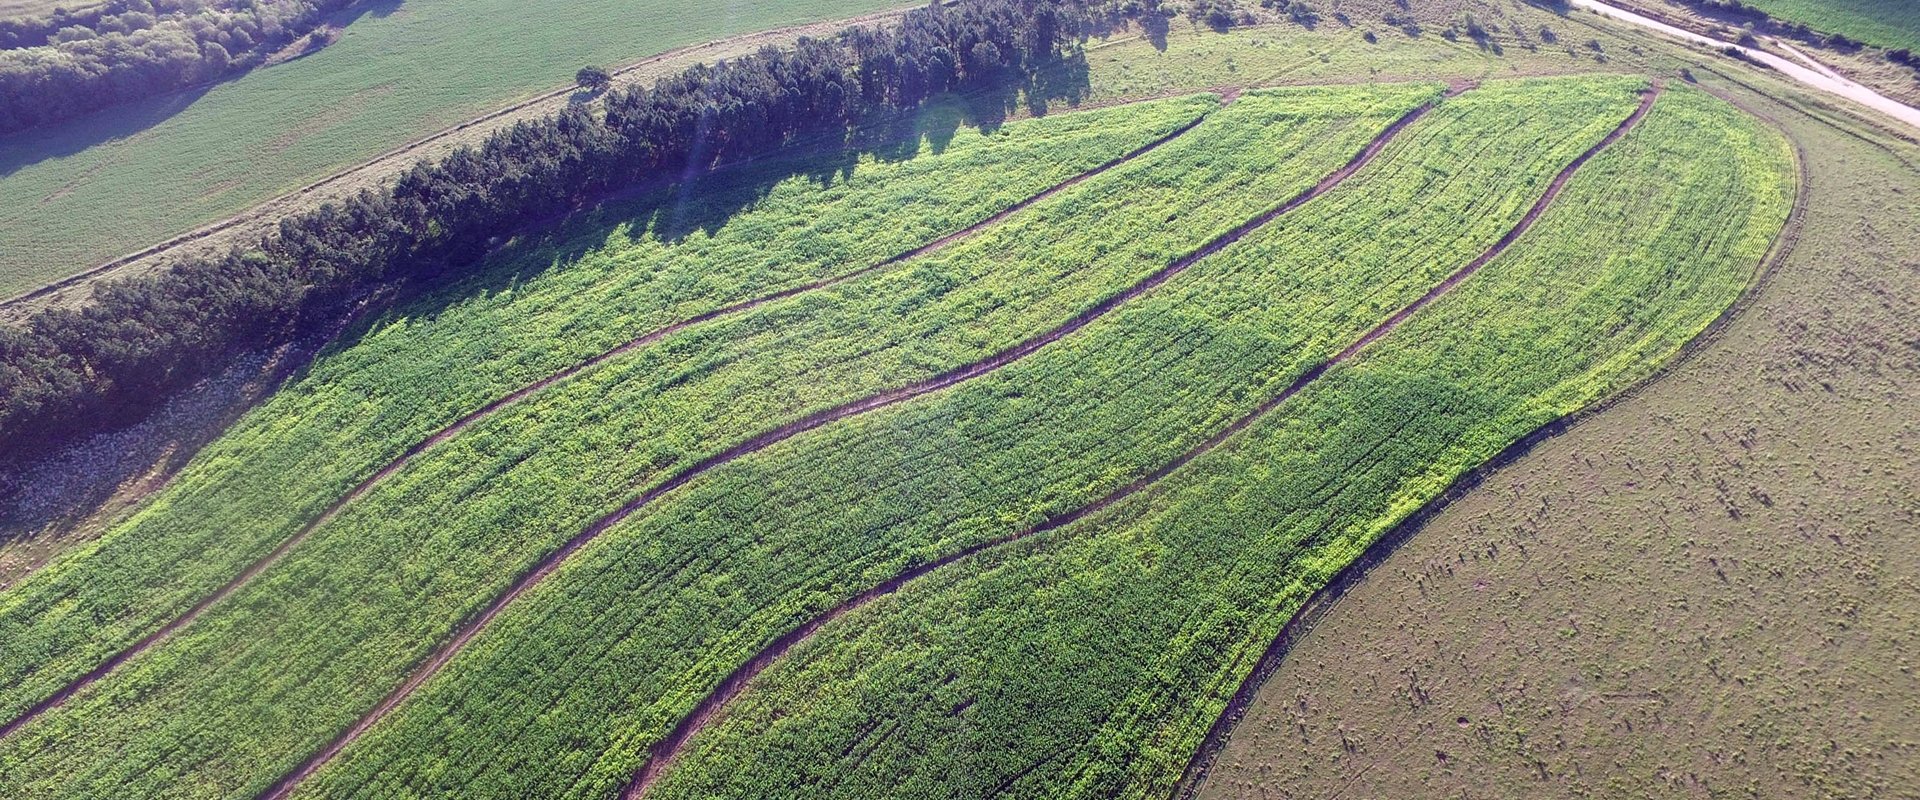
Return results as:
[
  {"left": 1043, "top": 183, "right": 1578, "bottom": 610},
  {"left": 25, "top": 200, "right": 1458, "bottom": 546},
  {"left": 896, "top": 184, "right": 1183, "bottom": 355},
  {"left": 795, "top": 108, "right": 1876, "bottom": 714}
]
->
[
  {"left": 254, "top": 87, "right": 1459, "bottom": 800},
  {"left": 0, "top": 106, "right": 1218, "bottom": 746},
  {"left": 0, "top": 6, "right": 914, "bottom": 317},
  {"left": 621, "top": 83, "right": 1661, "bottom": 799}
]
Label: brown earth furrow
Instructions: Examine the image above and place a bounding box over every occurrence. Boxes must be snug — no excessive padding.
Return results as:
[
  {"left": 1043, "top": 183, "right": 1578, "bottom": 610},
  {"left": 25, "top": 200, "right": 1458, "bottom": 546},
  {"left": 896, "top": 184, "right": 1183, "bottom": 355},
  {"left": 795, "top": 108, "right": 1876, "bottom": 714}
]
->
[
  {"left": 256, "top": 88, "right": 1460, "bottom": 800},
  {"left": 0, "top": 103, "right": 1217, "bottom": 746},
  {"left": 619, "top": 83, "right": 1658, "bottom": 799}
]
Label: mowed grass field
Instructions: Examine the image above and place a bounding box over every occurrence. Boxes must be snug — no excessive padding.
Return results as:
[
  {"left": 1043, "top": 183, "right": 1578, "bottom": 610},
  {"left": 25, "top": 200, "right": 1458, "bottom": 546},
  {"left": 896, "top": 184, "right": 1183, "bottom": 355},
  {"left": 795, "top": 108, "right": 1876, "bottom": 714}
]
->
[
  {"left": 1743, "top": 0, "right": 1920, "bottom": 51},
  {"left": 0, "top": 50, "right": 1797, "bottom": 799},
  {"left": 0, "top": 0, "right": 902, "bottom": 298}
]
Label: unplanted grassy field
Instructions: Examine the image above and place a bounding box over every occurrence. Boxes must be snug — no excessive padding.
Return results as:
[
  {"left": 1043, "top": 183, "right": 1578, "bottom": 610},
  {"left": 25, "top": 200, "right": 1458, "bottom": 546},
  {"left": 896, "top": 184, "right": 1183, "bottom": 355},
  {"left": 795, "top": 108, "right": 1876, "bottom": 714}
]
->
[
  {"left": 0, "top": 93, "right": 1216, "bottom": 740},
  {"left": 0, "top": 0, "right": 902, "bottom": 297},
  {"left": 1743, "top": 0, "right": 1920, "bottom": 51}
]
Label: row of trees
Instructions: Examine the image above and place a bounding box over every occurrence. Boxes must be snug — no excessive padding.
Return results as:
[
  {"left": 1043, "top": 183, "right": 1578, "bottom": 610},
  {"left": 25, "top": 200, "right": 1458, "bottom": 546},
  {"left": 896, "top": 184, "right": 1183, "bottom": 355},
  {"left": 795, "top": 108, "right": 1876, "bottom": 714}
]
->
[
  {"left": 0, "top": 0, "right": 357, "bottom": 134},
  {"left": 0, "top": 0, "right": 1112, "bottom": 455}
]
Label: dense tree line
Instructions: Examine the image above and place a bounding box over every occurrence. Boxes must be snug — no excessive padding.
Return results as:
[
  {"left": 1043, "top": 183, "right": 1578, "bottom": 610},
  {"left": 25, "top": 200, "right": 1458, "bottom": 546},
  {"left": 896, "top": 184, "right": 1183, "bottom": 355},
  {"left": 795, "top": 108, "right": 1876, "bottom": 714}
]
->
[
  {"left": 0, "top": 0, "right": 1109, "bottom": 456},
  {"left": 0, "top": 0, "right": 358, "bottom": 134}
]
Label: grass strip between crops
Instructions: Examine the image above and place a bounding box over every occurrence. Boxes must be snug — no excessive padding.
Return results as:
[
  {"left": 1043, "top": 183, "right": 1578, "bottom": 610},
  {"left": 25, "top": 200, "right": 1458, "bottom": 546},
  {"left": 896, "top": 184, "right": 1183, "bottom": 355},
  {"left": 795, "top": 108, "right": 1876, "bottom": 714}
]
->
[
  {"left": 256, "top": 84, "right": 1456, "bottom": 800},
  {"left": 0, "top": 96, "right": 1221, "bottom": 748},
  {"left": 636, "top": 84, "right": 1795, "bottom": 800},
  {"left": 623, "top": 82, "right": 1662, "bottom": 799}
]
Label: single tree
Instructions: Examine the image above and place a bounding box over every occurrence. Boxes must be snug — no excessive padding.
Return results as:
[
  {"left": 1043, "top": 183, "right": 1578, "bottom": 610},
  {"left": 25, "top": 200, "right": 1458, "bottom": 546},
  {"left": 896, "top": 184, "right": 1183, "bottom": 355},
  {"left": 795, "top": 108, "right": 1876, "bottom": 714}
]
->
[{"left": 576, "top": 65, "right": 612, "bottom": 92}]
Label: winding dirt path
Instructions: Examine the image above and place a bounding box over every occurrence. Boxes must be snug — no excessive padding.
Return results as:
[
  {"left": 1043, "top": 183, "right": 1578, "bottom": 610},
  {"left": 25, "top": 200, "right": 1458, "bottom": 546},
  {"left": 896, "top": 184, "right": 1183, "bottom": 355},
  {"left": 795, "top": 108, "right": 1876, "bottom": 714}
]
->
[
  {"left": 0, "top": 105, "right": 1215, "bottom": 746},
  {"left": 618, "top": 84, "right": 1661, "bottom": 799},
  {"left": 254, "top": 88, "right": 1461, "bottom": 800}
]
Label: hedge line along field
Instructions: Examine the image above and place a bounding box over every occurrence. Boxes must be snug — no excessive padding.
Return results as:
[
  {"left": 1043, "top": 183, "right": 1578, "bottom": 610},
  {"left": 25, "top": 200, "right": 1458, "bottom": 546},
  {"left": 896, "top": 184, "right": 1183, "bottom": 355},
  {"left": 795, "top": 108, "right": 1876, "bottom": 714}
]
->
[
  {"left": 273, "top": 75, "right": 1654, "bottom": 800},
  {"left": 0, "top": 95, "right": 1215, "bottom": 729},
  {"left": 0, "top": 86, "right": 1439, "bottom": 798},
  {"left": 639, "top": 85, "right": 1795, "bottom": 800},
  {"left": 0, "top": 0, "right": 902, "bottom": 297}
]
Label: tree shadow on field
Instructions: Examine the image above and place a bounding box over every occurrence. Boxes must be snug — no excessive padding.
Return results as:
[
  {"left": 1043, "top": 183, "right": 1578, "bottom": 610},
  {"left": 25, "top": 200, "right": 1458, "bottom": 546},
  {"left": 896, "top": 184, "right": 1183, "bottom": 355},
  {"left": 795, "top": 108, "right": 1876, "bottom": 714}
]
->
[
  {"left": 0, "top": 36, "right": 1099, "bottom": 564},
  {"left": 0, "top": 0, "right": 407, "bottom": 178},
  {"left": 340, "top": 50, "right": 1097, "bottom": 348}
]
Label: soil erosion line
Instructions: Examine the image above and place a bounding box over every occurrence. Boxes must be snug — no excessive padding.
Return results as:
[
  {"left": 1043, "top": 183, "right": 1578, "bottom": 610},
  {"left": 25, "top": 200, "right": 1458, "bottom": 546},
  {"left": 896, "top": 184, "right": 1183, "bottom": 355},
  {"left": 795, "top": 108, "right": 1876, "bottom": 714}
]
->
[
  {"left": 620, "top": 83, "right": 1659, "bottom": 799},
  {"left": 0, "top": 105, "right": 1216, "bottom": 747},
  {"left": 257, "top": 89, "right": 1460, "bottom": 800}
]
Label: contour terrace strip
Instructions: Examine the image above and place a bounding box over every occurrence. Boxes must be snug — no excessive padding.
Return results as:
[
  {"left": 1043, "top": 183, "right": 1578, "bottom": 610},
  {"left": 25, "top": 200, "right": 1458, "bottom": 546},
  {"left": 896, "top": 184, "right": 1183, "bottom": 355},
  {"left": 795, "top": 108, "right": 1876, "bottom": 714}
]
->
[
  {"left": 256, "top": 87, "right": 1462, "bottom": 800},
  {"left": 620, "top": 83, "right": 1662, "bottom": 799},
  {"left": 0, "top": 98, "right": 1219, "bottom": 745}
]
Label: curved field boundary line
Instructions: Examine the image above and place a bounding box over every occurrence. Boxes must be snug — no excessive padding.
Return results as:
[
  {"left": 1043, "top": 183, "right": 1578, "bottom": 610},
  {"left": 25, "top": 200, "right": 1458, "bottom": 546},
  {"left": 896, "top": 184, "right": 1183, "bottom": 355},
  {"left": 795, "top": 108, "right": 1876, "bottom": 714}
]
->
[
  {"left": 0, "top": 106, "right": 1217, "bottom": 746},
  {"left": 617, "top": 83, "right": 1660, "bottom": 800},
  {"left": 253, "top": 88, "right": 1460, "bottom": 800},
  {"left": 0, "top": 7, "right": 915, "bottom": 311},
  {"left": 1172, "top": 81, "right": 1806, "bottom": 800}
]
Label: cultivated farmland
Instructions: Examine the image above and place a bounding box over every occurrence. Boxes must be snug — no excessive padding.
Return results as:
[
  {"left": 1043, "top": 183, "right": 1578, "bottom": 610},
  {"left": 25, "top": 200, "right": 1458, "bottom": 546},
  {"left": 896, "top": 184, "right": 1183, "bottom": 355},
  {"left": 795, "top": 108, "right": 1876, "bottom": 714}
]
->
[
  {"left": 0, "top": 83, "right": 1446, "bottom": 798},
  {"left": 6, "top": 0, "right": 1902, "bottom": 797},
  {"left": 293, "top": 76, "right": 1653, "bottom": 800},
  {"left": 0, "top": 93, "right": 1216, "bottom": 732},
  {"left": 636, "top": 84, "right": 1793, "bottom": 800}
]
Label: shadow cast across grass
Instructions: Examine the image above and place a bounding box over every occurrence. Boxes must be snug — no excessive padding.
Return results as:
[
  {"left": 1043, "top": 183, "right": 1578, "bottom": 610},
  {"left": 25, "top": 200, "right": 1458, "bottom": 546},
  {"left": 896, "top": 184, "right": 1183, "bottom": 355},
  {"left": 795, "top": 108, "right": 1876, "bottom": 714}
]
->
[
  {"left": 0, "top": 53, "right": 1098, "bottom": 546},
  {"left": 363, "top": 53, "right": 1095, "bottom": 340}
]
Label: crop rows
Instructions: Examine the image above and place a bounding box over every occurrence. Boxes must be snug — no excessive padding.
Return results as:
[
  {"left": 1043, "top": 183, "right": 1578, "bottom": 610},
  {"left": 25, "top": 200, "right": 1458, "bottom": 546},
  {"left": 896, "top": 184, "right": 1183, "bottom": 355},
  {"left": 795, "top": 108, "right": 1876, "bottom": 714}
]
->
[
  {"left": 0, "top": 85, "right": 1442, "bottom": 798},
  {"left": 0, "top": 94, "right": 1214, "bottom": 730},
  {"left": 638, "top": 86, "right": 1795, "bottom": 800},
  {"left": 277, "top": 76, "right": 1661, "bottom": 800}
]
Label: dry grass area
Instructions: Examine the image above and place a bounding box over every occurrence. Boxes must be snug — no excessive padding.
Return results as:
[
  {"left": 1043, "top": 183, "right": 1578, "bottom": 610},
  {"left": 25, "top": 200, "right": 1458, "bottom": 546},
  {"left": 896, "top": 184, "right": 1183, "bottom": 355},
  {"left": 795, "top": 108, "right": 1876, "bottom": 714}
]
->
[
  {"left": 0, "top": 0, "right": 90, "bottom": 21},
  {"left": 1195, "top": 46, "right": 1920, "bottom": 800}
]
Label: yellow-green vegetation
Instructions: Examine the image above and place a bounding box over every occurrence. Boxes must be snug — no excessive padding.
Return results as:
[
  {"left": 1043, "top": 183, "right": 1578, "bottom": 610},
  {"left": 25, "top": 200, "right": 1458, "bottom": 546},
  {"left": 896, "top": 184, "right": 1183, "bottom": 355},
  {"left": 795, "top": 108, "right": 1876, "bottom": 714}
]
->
[
  {"left": 289, "top": 76, "right": 1648, "bottom": 800},
  {"left": 0, "top": 94, "right": 1211, "bottom": 744},
  {"left": 0, "top": 0, "right": 903, "bottom": 297},
  {"left": 0, "top": 86, "right": 1443, "bottom": 799},
  {"left": 635, "top": 85, "right": 1795, "bottom": 800}
]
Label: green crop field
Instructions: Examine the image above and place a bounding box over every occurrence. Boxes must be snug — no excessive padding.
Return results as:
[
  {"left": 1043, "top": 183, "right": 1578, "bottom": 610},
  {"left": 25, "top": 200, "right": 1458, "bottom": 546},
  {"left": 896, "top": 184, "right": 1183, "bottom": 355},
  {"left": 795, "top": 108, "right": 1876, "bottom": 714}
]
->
[
  {"left": 1742, "top": 0, "right": 1920, "bottom": 51},
  {"left": 289, "top": 77, "right": 1649, "bottom": 799},
  {"left": 0, "top": 93, "right": 1215, "bottom": 733},
  {"left": 0, "top": 65, "right": 1799, "bottom": 797},
  {"left": 0, "top": 0, "right": 902, "bottom": 298},
  {"left": 636, "top": 85, "right": 1794, "bottom": 800},
  {"left": 8, "top": 1, "right": 1910, "bottom": 798}
]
